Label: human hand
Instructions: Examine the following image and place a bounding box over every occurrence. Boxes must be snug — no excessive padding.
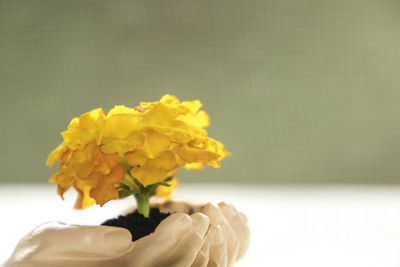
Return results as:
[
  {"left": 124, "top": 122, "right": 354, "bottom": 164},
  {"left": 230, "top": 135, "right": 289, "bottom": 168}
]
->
[{"left": 4, "top": 200, "right": 249, "bottom": 267}]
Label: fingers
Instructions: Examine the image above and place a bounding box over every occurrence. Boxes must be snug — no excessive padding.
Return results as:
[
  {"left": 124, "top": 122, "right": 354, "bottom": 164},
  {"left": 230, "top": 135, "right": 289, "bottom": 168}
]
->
[
  {"left": 153, "top": 198, "right": 250, "bottom": 266},
  {"left": 200, "top": 203, "right": 240, "bottom": 267},
  {"left": 154, "top": 212, "right": 193, "bottom": 235},
  {"left": 191, "top": 242, "right": 209, "bottom": 267},
  {"left": 4, "top": 222, "right": 134, "bottom": 267},
  {"left": 205, "top": 225, "right": 228, "bottom": 267},
  {"left": 190, "top": 213, "right": 210, "bottom": 238},
  {"left": 163, "top": 213, "right": 209, "bottom": 267},
  {"left": 218, "top": 202, "right": 250, "bottom": 260},
  {"left": 127, "top": 212, "right": 210, "bottom": 267},
  {"left": 126, "top": 213, "right": 193, "bottom": 267}
]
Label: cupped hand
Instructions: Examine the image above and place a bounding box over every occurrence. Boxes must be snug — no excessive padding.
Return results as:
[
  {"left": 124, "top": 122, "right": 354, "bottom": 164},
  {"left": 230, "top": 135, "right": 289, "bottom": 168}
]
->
[{"left": 4, "top": 200, "right": 249, "bottom": 267}]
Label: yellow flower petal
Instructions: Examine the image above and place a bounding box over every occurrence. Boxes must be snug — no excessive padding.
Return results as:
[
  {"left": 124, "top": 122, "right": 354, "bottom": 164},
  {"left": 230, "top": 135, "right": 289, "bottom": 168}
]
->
[
  {"left": 101, "top": 131, "right": 143, "bottom": 154},
  {"left": 104, "top": 113, "right": 142, "bottom": 139},
  {"left": 142, "top": 130, "right": 170, "bottom": 159},
  {"left": 49, "top": 169, "right": 75, "bottom": 199},
  {"left": 107, "top": 105, "right": 138, "bottom": 116},
  {"left": 130, "top": 151, "right": 176, "bottom": 186},
  {"left": 156, "top": 178, "right": 178, "bottom": 199},
  {"left": 130, "top": 167, "right": 167, "bottom": 187},
  {"left": 181, "top": 100, "right": 202, "bottom": 114},
  {"left": 74, "top": 161, "right": 94, "bottom": 178},
  {"left": 147, "top": 124, "right": 193, "bottom": 143},
  {"left": 142, "top": 102, "right": 175, "bottom": 125},
  {"left": 61, "top": 108, "right": 105, "bottom": 150},
  {"left": 160, "top": 94, "right": 180, "bottom": 104},
  {"left": 146, "top": 151, "right": 176, "bottom": 170},
  {"left": 177, "top": 110, "right": 210, "bottom": 129},
  {"left": 125, "top": 149, "right": 148, "bottom": 167},
  {"left": 73, "top": 179, "right": 96, "bottom": 209},
  {"left": 46, "top": 143, "right": 68, "bottom": 166},
  {"left": 90, "top": 164, "right": 125, "bottom": 207},
  {"left": 185, "top": 162, "right": 204, "bottom": 170},
  {"left": 48, "top": 141, "right": 125, "bottom": 209},
  {"left": 177, "top": 143, "right": 220, "bottom": 164},
  {"left": 79, "top": 108, "right": 105, "bottom": 134},
  {"left": 101, "top": 139, "right": 136, "bottom": 154}
]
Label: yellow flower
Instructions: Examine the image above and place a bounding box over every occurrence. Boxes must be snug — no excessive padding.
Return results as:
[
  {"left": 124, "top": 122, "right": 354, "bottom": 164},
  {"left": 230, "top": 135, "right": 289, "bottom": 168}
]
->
[{"left": 47, "top": 94, "right": 230, "bottom": 212}]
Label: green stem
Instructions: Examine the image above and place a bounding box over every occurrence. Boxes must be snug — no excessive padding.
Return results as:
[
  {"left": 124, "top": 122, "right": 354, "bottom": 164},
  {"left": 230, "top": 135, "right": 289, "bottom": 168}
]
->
[
  {"left": 135, "top": 193, "right": 150, "bottom": 217},
  {"left": 119, "top": 153, "right": 132, "bottom": 174}
]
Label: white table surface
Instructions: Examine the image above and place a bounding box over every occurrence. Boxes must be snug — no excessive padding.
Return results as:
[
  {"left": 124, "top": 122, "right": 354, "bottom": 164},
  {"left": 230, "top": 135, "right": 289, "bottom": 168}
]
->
[{"left": 1, "top": 184, "right": 400, "bottom": 267}]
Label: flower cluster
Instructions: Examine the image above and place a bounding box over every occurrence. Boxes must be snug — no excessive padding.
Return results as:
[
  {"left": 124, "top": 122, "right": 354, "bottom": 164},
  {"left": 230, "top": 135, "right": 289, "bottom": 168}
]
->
[{"left": 47, "top": 95, "right": 229, "bottom": 213}]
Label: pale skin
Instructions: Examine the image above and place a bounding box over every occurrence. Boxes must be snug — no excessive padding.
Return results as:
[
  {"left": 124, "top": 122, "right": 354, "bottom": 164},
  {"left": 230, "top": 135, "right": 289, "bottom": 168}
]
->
[{"left": 4, "top": 200, "right": 250, "bottom": 267}]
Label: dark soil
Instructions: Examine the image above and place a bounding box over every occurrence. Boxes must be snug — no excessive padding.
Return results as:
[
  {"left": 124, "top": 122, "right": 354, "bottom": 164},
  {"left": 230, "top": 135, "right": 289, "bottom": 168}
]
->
[{"left": 101, "top": 208, "right": 171, "bottom": 241}]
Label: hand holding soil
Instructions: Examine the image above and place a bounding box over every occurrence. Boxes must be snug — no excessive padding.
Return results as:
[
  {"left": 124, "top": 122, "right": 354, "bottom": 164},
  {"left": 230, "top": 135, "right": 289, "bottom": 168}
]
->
[{"left": 4, "top": 200, "right": 249, "bottom": 267}]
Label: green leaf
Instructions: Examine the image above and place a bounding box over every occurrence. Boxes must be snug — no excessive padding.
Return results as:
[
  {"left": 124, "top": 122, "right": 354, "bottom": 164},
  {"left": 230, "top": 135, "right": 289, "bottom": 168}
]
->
[
  {"left": 118, "top": 189, "right": 133, "bottom": 198},
  {"left": 146, "top": 184, "right": 157, "bottom": 197},
  {"left": 131, "top": 177, "right": 146, "bottom": 191},
  {"left": 116, "top": 183, "right": 133, "bottom": 198},
  {"left": 164, "top": 176, "right": 173, "bottom": 182}
]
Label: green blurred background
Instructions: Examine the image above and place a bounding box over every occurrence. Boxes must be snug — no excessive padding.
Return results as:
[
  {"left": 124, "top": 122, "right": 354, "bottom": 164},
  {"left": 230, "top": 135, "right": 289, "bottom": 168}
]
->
[{"left": 1, "top": 0, "right": 399, "bottom": 184}]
